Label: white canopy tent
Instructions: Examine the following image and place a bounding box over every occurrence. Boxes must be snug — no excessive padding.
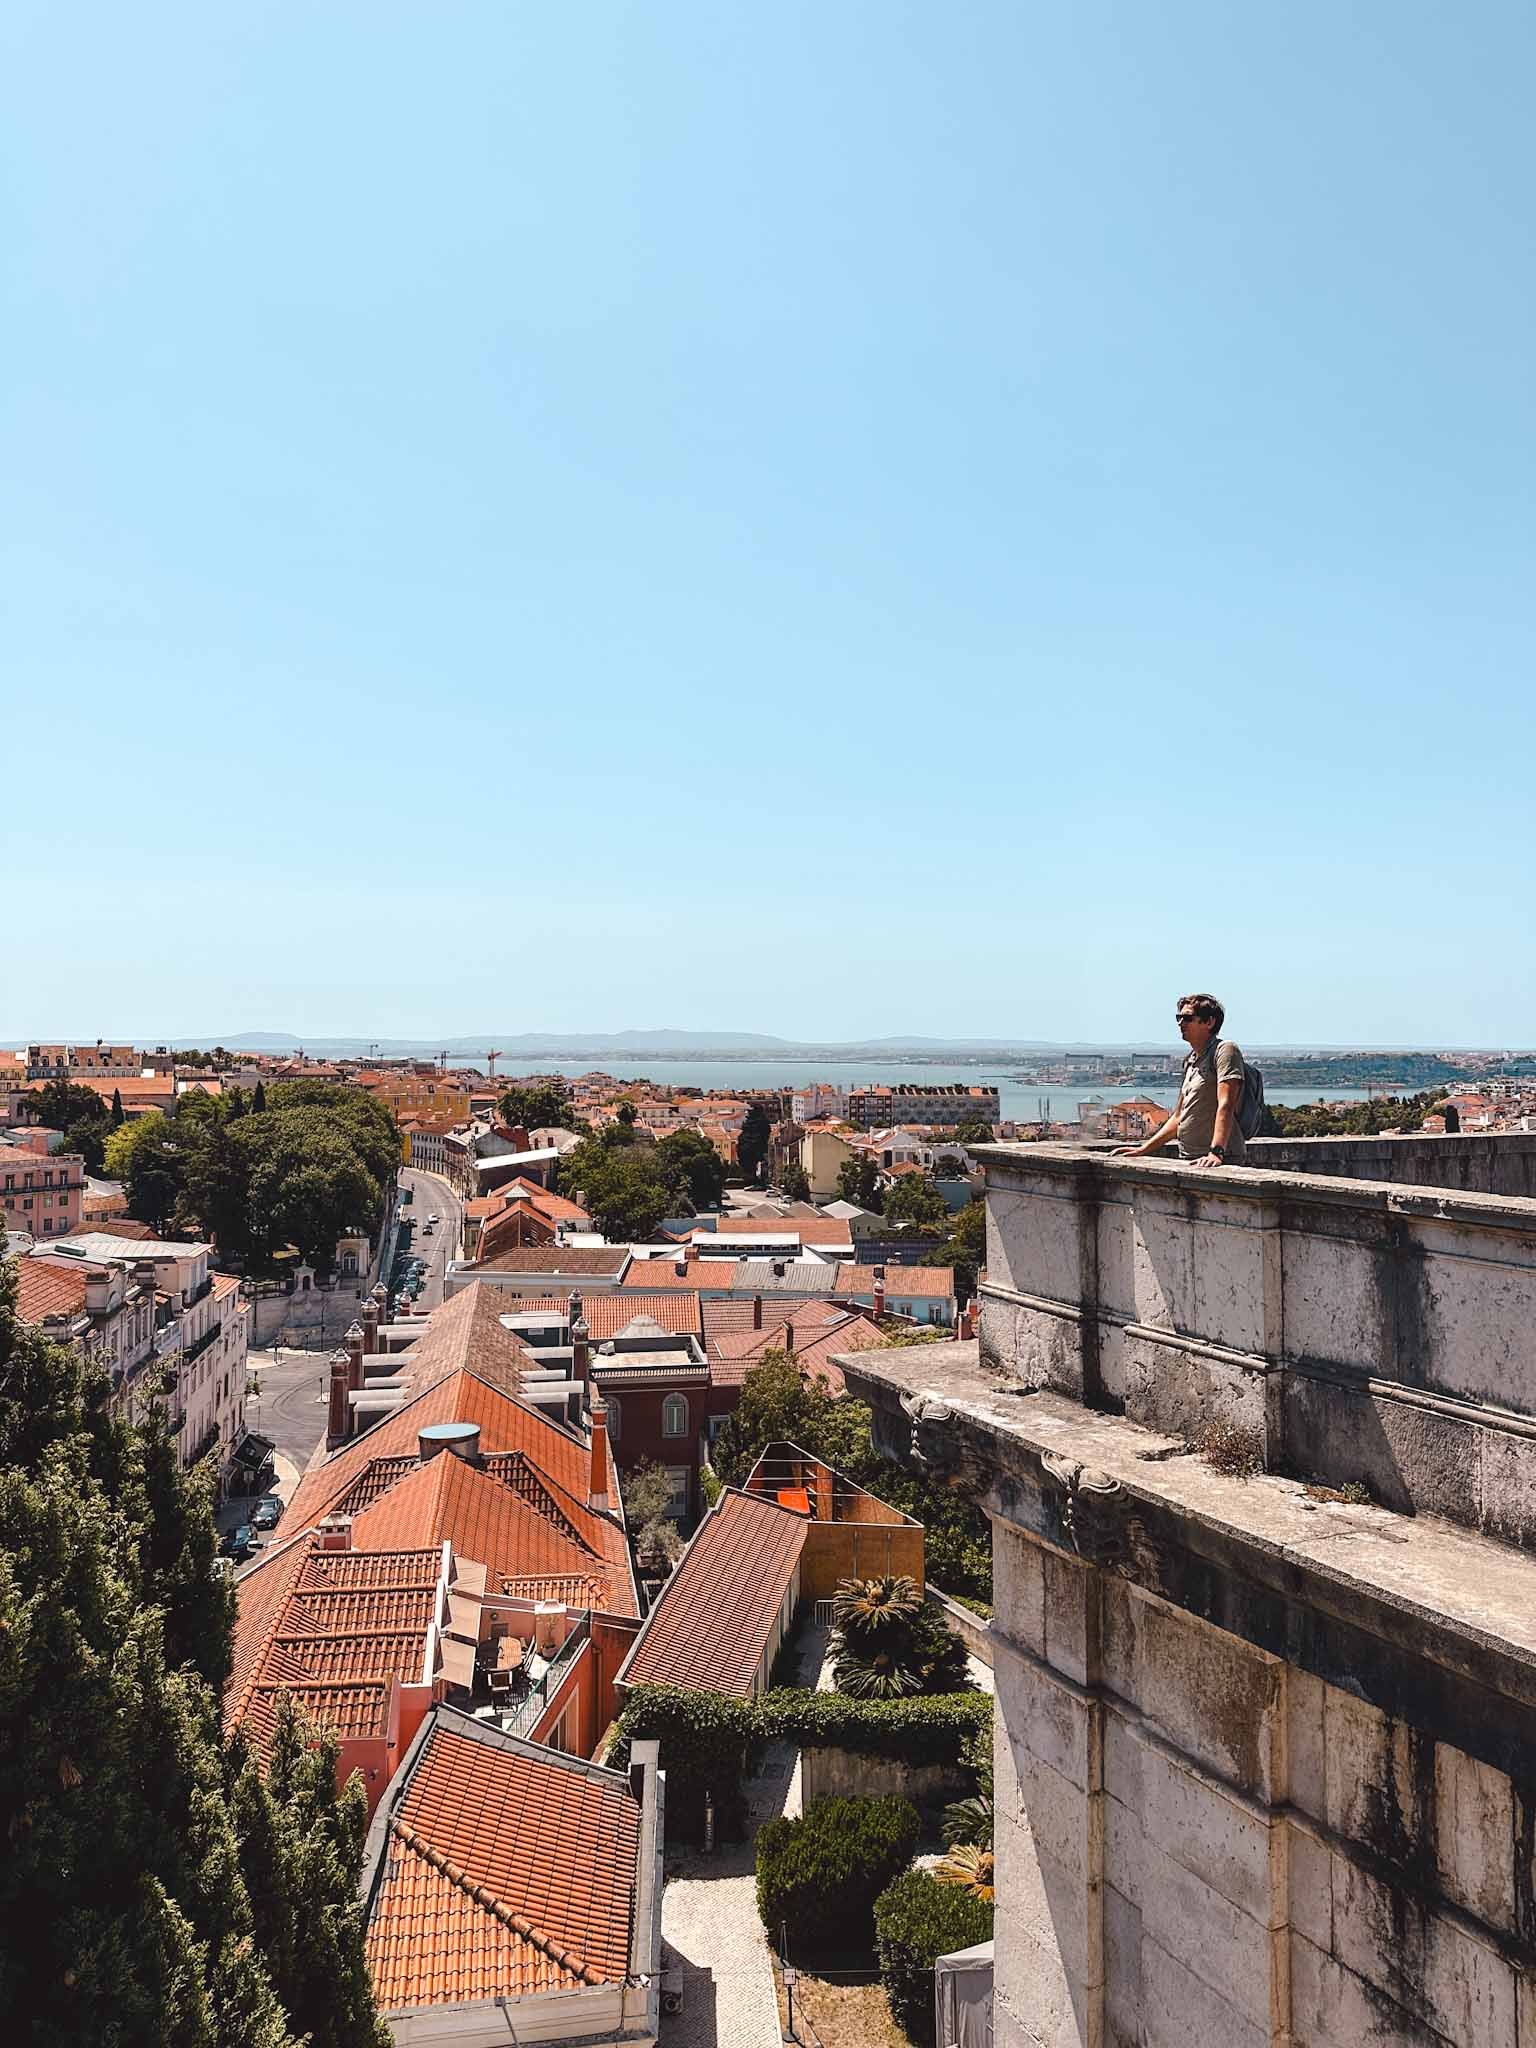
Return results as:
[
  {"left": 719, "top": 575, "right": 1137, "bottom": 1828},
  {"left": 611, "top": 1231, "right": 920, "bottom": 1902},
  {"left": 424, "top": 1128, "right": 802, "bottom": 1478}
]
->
[{"left": 934, "top": 1936, "right": 993, "bottom": 2048}]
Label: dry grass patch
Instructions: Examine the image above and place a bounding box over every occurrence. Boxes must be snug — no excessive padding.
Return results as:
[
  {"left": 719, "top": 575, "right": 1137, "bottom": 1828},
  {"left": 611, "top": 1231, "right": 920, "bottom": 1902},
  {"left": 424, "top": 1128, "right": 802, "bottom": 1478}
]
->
[{"left": 774, "top": 1963, "right": 910, "bottom": 2048}]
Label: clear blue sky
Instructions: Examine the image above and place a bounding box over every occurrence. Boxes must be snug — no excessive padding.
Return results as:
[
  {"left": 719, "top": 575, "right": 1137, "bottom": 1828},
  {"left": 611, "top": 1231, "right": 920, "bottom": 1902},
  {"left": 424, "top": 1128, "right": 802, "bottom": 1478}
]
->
[{"left": 5, "top": 3, "right": 1533, "bottom": 1047}]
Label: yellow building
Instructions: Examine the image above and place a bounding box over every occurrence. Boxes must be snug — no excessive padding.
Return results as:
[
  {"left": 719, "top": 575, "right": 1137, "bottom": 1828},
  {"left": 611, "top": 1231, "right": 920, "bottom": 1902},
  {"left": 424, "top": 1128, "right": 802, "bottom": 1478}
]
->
[{"left": 801, "top": 1127, "right": 857, "bottom": 1199}]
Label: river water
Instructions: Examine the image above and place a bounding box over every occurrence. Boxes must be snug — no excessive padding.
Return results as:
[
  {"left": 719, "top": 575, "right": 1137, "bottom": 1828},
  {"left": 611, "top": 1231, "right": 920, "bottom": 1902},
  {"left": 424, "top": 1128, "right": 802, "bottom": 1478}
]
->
[{"left": 478, "top": 1056, "right": 1375, "bottom": 1126}]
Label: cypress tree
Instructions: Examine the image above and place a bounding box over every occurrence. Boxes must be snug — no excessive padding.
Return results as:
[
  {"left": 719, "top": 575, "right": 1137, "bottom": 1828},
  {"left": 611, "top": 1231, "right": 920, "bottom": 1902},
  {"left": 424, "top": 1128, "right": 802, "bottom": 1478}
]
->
[{"left": 0, "top": 1253, "right": 384, "bottom": 2045}]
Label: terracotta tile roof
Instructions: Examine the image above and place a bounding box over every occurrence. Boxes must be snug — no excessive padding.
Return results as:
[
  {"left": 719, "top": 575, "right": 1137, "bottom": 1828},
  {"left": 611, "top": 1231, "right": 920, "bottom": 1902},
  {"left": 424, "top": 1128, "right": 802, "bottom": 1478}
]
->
[
  {"left": 617, "top": 1259, "right": 739, "bottom": 1292},
  {"left": 365, "top": 1715, "right": 641, "bottom": 2007},
  {"left": 704, "top": 1214, "right": 853, "bottom": 1245},
  {"left": 391, "top": 1284, "right": 531, "bottom": 1404},
  {"left": 268, "top": 1627, "right": 430, "bottom": 1687},
  {"left": 241, "top": 1682, "right": 392, "bottom": 1762},
  {"left": 618, "top": 1490, "right": 806, "bottom": 1698},
  {"left": 297, "top": 1547, "right": 444, "bottom": 1591},
  {"left": 13, "top": 1259, "right": 89, "bottom": 1324},
  {"left": 506, "top": 1292, "right": 705, "bottom": 1340},
  {"left": 348, "top": 1454, "right": 616, "bottom": 1601},
  {"left": 706, "top": 1302, "right": 883, "bottom": 1392},
  {"left": 211, "top": 1270, "right": 243, "bottom": 1302},
  {"left": 473, "top": 1246, "right": 629, "bottom": 1277},
  {"left": 834, "top": 1263, "right": 957, "bottom": 1299}
]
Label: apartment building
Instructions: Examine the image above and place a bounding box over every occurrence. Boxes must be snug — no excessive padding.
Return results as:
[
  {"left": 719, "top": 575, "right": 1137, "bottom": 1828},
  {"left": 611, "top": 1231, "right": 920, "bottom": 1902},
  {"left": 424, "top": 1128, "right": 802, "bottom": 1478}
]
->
[
  {"left": 25, "top": 1041, "right": 141, "bottom": 1079},
  {"left": 846, "top": 1082, "right": 1000, "bottom": 1128},
  {"left": 0, "top": 1143, "right": 86, "bottom": 1239}
]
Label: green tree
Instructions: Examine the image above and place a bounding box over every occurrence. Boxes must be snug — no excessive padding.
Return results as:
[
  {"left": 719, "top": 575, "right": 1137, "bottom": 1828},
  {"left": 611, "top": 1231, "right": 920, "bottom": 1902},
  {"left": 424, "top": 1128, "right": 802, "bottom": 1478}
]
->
[
  {"left": 244, "top": 1116, "right": 381, "bottom": 1271},
  {"left": 737, "top": 1102, "right": 772, "bottom": 1185},
  {"left": 656, "top": 1127, "right": 727, "bottom": 1211},
  {"left": 835, "top": 1154, "right": 882, "bottom": 1210},
  {"left": 33, "top": 1078, "right": 111, "bottom": 1132},
  {"left": 923, "top": 1198, "right": 986, "bottom": 1302},
  {"left": 181, "top": 1118, "right": 251, "bottom": 1255},
  {"left": 779, "top": 1161, "right": 811, "bottom": 1202},
  {"left": 882, "top": 1172, "right": 948, "bottom": 1228},
  {"left": 264, "top": 1083, "right": 400, "bottom": 1191},
  {"left": 60, "top": 1117, "right": 111, "bottom": 1174},
  {"left": 106, "top": 1113, "right": 187, "bottom": 1233},
  {"left": 0, "top": 1258, "right": 296, "bottom": 2048},
  {"left": 497, "top": 1079, "right": 574, "bottom": 1132},
  {"left": 252, "top": 1080, "right": 267, "bottom": 1114},
  {"left": 952, "top": 1119, "right": 994, "bottom": 1148},
  {"left": 110, "top": 1086, "right": 126, "bottom": 1126},
  {"left": 620, "top": 1461, "right": 684, "bottom": 1564},
  {"left": 227, "top": 1702, "right": 390, "bottom": 2048},
  {"left": 710, "top": 1349, "right": 821, "bottom": 1484},
  {"left": 830, "top": 1575, "right": 972, "bottom": 1698}
]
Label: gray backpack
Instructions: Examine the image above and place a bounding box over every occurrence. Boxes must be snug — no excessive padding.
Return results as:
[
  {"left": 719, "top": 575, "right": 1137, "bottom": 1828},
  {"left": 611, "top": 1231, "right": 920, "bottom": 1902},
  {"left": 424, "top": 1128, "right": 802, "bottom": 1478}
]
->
[{"left": 1216, "top": 1040, "right": 1266, "bottom": 1141}]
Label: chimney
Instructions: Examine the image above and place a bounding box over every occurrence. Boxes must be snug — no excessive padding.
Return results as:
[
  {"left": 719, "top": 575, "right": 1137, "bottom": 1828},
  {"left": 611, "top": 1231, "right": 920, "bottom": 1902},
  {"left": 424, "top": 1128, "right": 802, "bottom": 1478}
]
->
[
  {"left": 510, "top": 1124, "right": 531, "bottom": 1153},
  {"left": 572, "top": 1314, "right": 591, "bottom": 1391},
  {"left": 784, "top": 1319, "right": 796, "bottom": 1356},
  {"left": 346, "top": 1320, "right": 365, "bottom": 1374},
  {"left": 772, "top": 1259, "right": 786, "bottom": 1278},
  {"left": 674, "top": 1256, "right": 687, "bottom": 1278},
  {"left": 684, "top": 1241, "right": 698, "bottom": 1266},
  {"left": 752, "top": 1292, "right": 763, "bottom": 1331},
  {"left": 958, "top": 1301, "right": 975, "bottom": 1341},
  {"left": 326, "top": 1356, "right": 349, "bottom": 1447},
  {"left": 361, "top": 1297, "right": 380, "bottom": 1353},
  {"left": 589, "top": 1398, "right": 611, "bottom": 1512},
  {"left": 317, "top": 1514, "right": 353, "bottom": 1552}
]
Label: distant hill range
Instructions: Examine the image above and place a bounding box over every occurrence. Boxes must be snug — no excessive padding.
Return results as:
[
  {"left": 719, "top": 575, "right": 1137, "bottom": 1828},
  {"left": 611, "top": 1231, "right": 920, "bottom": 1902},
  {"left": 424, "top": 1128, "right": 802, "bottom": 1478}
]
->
[{"left": 167, "top": 1031, "right": 1533, "bottom": 1066}]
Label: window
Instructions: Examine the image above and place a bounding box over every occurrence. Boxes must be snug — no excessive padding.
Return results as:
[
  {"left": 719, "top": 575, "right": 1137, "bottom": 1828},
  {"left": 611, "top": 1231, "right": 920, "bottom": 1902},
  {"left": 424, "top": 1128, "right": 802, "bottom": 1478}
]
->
[
  {"left": 661, "top": 1393, "right": 689, "bottom": 1438},
  {"left": 664, "top": 1467, "right": 690, "bottom": 1518},
  {"left": 605, "top": 1396, "right": 621, "bottom": 1443}
]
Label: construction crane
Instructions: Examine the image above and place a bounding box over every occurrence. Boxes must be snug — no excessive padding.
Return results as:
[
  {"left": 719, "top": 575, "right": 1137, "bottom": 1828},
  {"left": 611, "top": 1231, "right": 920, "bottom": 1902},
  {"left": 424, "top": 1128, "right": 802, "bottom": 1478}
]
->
[
  {"left": 485, "top": 1050, "right": 504, "bottom": 1076},
  {"left": 436, "top": 1049, "right": 449, "bottom": 1072}
]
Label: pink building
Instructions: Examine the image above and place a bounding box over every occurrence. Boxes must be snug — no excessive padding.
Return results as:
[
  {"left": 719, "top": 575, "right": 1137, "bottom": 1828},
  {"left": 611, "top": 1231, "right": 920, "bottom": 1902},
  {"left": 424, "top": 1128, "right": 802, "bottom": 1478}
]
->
[{"left": 0, "top": 1147, "right": 85, "bottom": 1239}]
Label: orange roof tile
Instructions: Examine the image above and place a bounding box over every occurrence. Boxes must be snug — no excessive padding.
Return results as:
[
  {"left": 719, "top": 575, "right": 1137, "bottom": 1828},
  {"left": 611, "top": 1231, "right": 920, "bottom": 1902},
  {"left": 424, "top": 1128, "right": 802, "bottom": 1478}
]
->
[
  {"left": 618, "top": 1490, "right": 807, "bottom": 1697},
  {"left": 617, "top": 1259, "right": 739, "bottom": 1292},
  {"left": 834, "top": 1263, "right": 956, "bottom": 1299},
  {"left": 348, "top": 1455, "right": 613, "bottom": 1598},
  {"left": 13, "top": 1259, "right": 89, "bottom": 1324},
  {"left": 391, "top": 1283, "right": 531, "bottom": 1404},
  {"left": 506, "top": 1292, "right": 704, "bottom": 1340},
  {"left": 240, "top": 1682, "right": 393, "bottom": 1762},
  {"left": 365, "top": 1716, "right": 641, "bottom": 2008}
]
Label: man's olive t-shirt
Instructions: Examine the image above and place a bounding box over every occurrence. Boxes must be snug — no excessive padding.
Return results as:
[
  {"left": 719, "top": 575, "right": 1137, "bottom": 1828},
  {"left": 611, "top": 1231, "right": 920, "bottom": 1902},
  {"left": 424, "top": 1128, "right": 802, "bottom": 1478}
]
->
[{"left": 1177, "top": 1039, "right": 1247, "bottom": 1162}]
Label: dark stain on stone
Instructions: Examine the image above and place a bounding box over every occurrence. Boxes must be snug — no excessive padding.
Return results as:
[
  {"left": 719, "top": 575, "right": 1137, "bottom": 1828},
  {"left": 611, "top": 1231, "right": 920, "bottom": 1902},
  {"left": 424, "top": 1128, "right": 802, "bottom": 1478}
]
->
[{"left": 1515, "top": 1780, "right": 1536, "bottom": 1948}]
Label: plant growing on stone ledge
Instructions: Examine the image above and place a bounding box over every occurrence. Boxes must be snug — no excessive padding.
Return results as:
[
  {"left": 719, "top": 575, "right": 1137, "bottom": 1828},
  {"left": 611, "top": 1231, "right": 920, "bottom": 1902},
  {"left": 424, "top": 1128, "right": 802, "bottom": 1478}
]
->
[{"left": 1197, "top": 1420, "right": 1264, "bottom": 1479}]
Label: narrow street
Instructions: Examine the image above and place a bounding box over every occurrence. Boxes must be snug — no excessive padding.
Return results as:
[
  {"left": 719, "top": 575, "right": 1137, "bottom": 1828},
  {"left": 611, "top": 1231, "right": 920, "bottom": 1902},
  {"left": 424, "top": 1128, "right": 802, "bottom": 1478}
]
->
[{"left": 397, "top": 1164, "right": 464, "bottom": 1311}]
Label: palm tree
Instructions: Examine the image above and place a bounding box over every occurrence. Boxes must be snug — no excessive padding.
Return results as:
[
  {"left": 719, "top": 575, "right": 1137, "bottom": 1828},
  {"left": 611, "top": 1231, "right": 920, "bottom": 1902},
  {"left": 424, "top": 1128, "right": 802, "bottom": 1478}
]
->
[
  {"left": 935, "top": 1844, "right": 995, "bottom": 1903},
  {"left": 830, "top": 1574, "right": 923, "bottom": 1639},
  {"left": 832, "top": 1643, "right": 927, "bottom": 1699}
]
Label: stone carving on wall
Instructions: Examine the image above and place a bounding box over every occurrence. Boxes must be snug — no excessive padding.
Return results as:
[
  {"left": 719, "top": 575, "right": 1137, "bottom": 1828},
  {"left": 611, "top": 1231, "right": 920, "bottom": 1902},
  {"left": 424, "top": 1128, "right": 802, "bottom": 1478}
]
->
[{"left": 1038, "top": 1449, "right": 1128, "bottom": 1563}]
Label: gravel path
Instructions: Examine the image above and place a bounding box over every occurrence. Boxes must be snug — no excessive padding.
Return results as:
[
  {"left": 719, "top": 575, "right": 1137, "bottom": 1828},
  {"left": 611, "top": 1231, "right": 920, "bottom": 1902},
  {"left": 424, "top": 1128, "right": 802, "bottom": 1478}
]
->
[{"left": 659, "top": 1627, "right": 829, "bottom": 2047}]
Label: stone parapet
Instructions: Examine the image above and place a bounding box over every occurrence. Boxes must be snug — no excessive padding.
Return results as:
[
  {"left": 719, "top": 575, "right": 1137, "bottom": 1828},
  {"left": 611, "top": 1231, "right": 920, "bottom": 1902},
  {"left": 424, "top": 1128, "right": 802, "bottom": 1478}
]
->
[
  {"left": 972, "top": 1142, "right": 1536, "bottom": 1545},
  {"left": 837, "top": 1335, "right": 1536, "bottom": 2047}
]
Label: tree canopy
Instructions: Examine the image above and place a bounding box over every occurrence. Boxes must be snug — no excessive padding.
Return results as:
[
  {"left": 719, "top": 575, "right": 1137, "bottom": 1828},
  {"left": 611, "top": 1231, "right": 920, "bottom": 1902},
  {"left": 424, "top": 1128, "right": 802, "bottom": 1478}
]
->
[
  {"left": 103, "top": 1084, "right": 397, "bottom": 1271},
  {"left": 496, "top": 1079, "right": 574, "bottom": 1132},
  {"left": 737, "top": 1103, "right": 772, "bottom": 1185},
  {"left": 0, "top": 1255, "right": 387, "bottom": 2046},
  {"left": 835, "top": 1155, "right": 882, "bottom": 1211},
  {"left": 558, "top": 1122, "right": 727, "bottom": 1239},
  {"left": 882, "top": 1172, "right": 948, "bottom": 1228}
]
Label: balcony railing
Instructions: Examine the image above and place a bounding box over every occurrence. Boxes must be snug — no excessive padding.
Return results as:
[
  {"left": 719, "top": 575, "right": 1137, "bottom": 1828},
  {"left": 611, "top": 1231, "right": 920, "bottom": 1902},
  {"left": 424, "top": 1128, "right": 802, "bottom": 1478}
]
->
[
  {"left": 183, "top": 1320, "right": 222, "bottom": 1366},
  {"left": 500, "top": 1613, "right": 592, "bottom": 1740}
]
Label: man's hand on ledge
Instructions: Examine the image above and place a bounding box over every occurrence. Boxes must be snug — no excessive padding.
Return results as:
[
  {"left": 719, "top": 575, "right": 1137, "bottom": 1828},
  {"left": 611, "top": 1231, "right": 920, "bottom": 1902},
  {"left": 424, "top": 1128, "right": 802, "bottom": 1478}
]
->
[{"left": 1194, "top": 1151, "right": 1227, "bottom": 1168}]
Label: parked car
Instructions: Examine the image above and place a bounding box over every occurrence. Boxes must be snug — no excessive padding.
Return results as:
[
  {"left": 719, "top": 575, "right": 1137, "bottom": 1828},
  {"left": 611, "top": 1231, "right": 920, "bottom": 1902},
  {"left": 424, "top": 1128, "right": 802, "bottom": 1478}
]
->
[
  {"left": 219, "top": 1525, "right": 260, "bottom": 1561},
  {"left": 250, "top": 1495, "right": 284, "bottom": 1531}
]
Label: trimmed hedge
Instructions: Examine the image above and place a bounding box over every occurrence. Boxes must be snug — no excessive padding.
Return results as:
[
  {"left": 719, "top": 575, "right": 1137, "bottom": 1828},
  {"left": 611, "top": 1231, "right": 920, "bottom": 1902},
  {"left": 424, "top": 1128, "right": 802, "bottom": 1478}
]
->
[
  {"left": 608, "top": 1686, "right": 991, "bottom": 1841},
  {"left": 757, "top": 1795, "right": 921, "bottom": 1958},
  {"left": 874, "top": 1867, "right": 994, "bottom": 2046}
]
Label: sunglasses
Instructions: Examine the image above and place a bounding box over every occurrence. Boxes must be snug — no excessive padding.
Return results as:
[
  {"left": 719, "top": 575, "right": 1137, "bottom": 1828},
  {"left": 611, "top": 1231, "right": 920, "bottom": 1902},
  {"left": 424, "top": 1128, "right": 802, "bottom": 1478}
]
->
[{"left": 1176, "top": 1013, "right": 1203, "bottom": 1025}]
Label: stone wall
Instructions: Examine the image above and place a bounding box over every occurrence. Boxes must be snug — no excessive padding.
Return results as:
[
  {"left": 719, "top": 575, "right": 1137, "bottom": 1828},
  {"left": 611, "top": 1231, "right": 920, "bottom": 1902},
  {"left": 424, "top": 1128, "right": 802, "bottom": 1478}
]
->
[
  {"left": 1248, "top": 1129, "right": 1536, "bottom": 1200},
  {"left": 837, "top": 1135, "right": 1536, "bottom": 2048},
  {"left": 799, "top": 1746, "right": 966, "bottom": 1809},
  {"left": 976, "top": 1143, "right": 1536, "bottom": 1545}
]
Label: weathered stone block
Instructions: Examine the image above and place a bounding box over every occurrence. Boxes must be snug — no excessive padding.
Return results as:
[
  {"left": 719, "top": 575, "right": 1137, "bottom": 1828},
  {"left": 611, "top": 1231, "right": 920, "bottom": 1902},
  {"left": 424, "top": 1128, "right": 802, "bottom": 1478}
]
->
[
  {"left": 1190, "top": 1208, "right": 1271, "bottom": 1357},
  {"left": 1131, "top": 1195, "right": 1192, "bottom": 1333},
  {"left": 1280, "top": 1228, "right": 1386, "bottom": 1373},
  {"left": 1322, "top": 1687, "right": 1430, "bottom": 1855},
  {"left": 1040, "top": 1545, "right": 1095, "bottom": 1688},
  {"left": 1008, "top": 1745, "right": 1095, "bottom": 1886},
  {"left": 1103, "top": 1885, "right": 1141, "bottom": 2048},
  {"left": 1330, "top": 1852, "right": 1517, "bottom": 2043},
  {"left": 995, "top": 1801, "right": 1097, "bottom": 1990},
  {"left": 1414, "top": 1231, "right": 1536, "bottom": 1411},
  {"left": 1286, "top": 1665, "right": 1326, "bottom": 1817},
  {"left": 1290, "top": 1931, "right": 1445, "bottom": 2048},
  {"left": 1140, "top": 1935, "right": 1265, "bottom": 2048},
  {"left": 1137, "top": 1833, "right": 1272, "bottom": 2028},
  {"left": 1479, "top": 1425, "right": 1536, "bottom": 1550},
  {"left": 1132, "top": 1591, "right": 1283, "bottom": 1801},
  {"left": 1098, "top": 1577, "right": 1140, "bottom": 1706},
  {"left": 994, "top": 1634, "right": 1093, "bottom": 1790},
  {"left": 1121, "top": 1722, "right": 1274, "bottom": 1923},
  {"left": 1286, "top": 1819, "right": 1331, "bottom": 1953},
  {"left": 994, "top": 1932, "right": 1097, "bottom": 2048},
  {"left": 988, "top": 1180, "right": 1088, "bottom": 1302},
  {"left": 1434, "top": 1740, "right": 1516, "bottom": 1935},
  {"left": 1120, "top": 1329, "right": 1268, "bottom": 1444},
  {"left": 992, "top": 1519, "right": 1046, "bottom": 1658}
]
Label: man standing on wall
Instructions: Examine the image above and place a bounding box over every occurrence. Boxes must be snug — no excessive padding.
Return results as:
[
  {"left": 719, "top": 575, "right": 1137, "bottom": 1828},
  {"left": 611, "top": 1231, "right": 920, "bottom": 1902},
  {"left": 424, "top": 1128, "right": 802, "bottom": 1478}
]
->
[{"left": 1121, "top": 993, "right": 1247, "bottom": 1167}]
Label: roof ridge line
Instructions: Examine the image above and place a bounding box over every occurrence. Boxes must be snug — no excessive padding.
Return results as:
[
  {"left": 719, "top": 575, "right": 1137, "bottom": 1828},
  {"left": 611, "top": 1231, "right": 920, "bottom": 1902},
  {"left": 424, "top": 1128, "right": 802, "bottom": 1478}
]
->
[{"left": 390, "top": 1819, "right": 604, "bottom": 1986}]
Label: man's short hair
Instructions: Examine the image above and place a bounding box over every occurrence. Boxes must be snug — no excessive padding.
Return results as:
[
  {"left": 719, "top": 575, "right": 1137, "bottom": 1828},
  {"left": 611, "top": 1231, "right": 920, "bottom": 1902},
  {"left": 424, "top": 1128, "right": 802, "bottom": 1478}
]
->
[{"left": 1177, "top": 992, "right": 1225, "bottom": 1030}]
